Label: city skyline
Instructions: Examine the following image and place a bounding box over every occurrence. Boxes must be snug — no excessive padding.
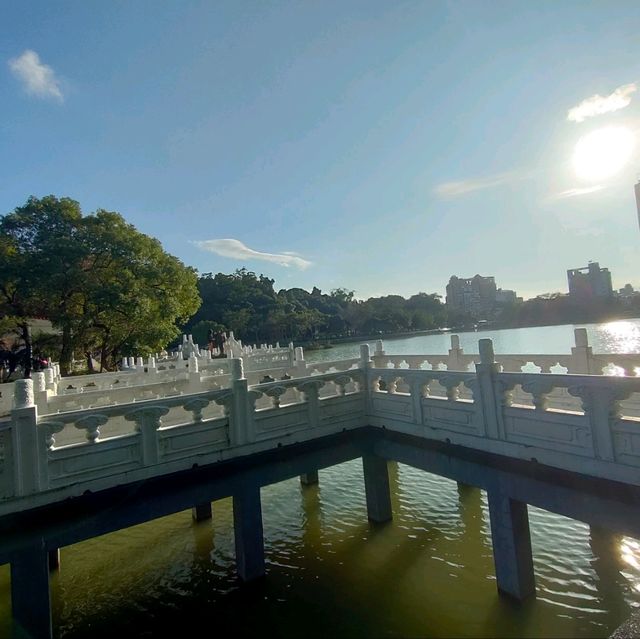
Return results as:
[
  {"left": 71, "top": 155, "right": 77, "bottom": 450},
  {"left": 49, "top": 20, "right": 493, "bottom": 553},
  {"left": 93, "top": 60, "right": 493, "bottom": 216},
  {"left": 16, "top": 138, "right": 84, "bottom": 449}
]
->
[{"left": 2, "top": 2, "right": 640, "bottom": 301}]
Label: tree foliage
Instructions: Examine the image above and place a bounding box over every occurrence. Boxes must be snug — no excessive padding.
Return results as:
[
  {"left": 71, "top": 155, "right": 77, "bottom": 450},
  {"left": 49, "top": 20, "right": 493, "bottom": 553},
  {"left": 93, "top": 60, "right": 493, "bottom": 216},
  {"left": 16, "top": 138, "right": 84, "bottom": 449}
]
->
[
  {"left": 0, "top": 196, "right": 201, "bottom": 374},
  {"left": 183, "top": 270, "right": 447, "bottom": 344}
]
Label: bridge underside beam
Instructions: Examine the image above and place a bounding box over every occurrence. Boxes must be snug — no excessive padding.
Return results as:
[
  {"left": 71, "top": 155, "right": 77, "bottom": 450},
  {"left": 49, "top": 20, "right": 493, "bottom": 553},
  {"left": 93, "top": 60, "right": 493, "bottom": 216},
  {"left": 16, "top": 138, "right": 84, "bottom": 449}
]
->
[
  {"left": 11, "top": 542, "right": 52, "bottom": 639},
  {"left": 362, "top": 454, "right": 392, "bottom": 523},
  {"left": 487, "top": 490, "right": 535, "bottom": 600},
  {"left": 233, "top": 484, "right": 265, "bottom": 581}
]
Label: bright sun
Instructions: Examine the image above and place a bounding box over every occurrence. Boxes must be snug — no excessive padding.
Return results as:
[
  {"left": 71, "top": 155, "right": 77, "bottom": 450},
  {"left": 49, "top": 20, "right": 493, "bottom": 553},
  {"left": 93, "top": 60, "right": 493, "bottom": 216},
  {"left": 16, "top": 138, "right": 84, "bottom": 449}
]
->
[{"left": 572, "top": 126, "right": 635, "bottom": 182}]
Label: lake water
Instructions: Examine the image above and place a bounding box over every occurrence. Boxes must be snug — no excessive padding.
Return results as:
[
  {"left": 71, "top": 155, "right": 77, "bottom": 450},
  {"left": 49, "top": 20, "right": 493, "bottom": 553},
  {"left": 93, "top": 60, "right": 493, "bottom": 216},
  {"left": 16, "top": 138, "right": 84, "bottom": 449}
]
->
[{"left": 2, "top": 321, "right": 640, "bottom": 638}]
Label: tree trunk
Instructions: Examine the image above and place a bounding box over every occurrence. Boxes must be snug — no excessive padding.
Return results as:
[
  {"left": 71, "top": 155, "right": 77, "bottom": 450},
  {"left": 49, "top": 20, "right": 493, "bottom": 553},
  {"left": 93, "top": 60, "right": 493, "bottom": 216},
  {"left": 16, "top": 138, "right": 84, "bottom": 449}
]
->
[
  {"left": 85, "top": 351, "right": 95, "bottom": 373},
  {"left": 60, "top": 324, "right": 73, "bottom": 376},
  {"left": 21, "top": 322, "right": 32, "bottom": 379},
  {"left": 100, "top": 342, "right": 109, "bottom": 372}
]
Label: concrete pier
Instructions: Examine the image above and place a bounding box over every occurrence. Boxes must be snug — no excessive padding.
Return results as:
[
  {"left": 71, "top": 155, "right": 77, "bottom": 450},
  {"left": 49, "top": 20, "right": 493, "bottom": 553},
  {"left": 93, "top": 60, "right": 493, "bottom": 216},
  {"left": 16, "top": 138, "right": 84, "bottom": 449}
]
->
[
  {"left": 362, "top": 454, "right": 392, "bottom": 523},
  {"left": 11, "top": 542, "right": 52, "bottom": 639},
  {"left": 300, "top": 470, "right": 319, "bottom": 486},
  {"left": 192, "top": 502, "right": 212, "bottom": 522},
  {"left": 487, "top": 489, "right": 535, "bottom": 600},
  {"left": 48, "top": 548, "right": 60, "bottom": 571},
  {"left": 233, "top": 484, "right": 265, "bottom": 581}
]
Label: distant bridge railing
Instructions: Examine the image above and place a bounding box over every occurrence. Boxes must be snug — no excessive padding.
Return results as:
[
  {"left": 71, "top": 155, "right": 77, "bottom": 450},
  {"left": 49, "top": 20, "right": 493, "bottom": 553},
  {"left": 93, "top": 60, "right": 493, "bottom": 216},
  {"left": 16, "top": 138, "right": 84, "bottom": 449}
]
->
[
  {"left": 4, "top": 327, "right": 640, "bottom": 419},
  {"left": 2, "top": 338, "right": 640, "bottom": 518}
]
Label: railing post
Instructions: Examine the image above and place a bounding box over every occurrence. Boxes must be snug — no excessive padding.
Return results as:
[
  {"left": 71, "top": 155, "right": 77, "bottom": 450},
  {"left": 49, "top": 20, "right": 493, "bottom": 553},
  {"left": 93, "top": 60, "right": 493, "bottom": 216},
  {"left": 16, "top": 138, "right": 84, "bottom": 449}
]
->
[
  {"left": 44, "top": 367, "right": 57, "bottom": 395},
  {"left": 294, "top": 346, "right": 306, "bottom": 377},
  {"left": 288, "top": 342, "right": 295, "bottom": 367},
  {"left": 126, "top": 406, "right": 169, "bottom": 466},
  {"left": 12, "top": 379, "right": 41, "bottom": 496},
  {"left": 568, "top": 386, "right": 623, "bottom": 462},
  {"left": 474, "top": 339, "right": 501, "bottom": 439},
  {"left": 448, "top": 335, "right": 465, "bottom": 371},
  {"left": 230, "top": 358, "right": 250, "bottom": 446},
  {"left": 571, "top": 328, "right": 593, "bottom": 374},
  {"left": 360, "top": 344, "right": 374, "bottom": 415},
  {"left": 32, "top": 371, "right": 48, "bottom": 412},
  {"left": 373, "top": 340, "right": 385, "bottom": 369}
]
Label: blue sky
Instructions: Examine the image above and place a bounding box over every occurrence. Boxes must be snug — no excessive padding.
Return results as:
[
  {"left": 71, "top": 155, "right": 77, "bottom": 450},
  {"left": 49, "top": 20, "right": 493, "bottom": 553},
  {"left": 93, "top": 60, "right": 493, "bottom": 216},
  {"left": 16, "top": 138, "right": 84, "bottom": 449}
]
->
[{"left": 2, "top": 1, "right": 640, "bottom": 300}]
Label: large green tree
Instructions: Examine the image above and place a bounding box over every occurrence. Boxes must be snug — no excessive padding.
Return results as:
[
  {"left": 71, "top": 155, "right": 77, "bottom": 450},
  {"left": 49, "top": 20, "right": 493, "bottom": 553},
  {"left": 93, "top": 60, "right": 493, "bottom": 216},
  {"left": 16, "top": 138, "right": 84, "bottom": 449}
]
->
[{"left": 0, "top": 196, "right": 201, "bottom": 375}]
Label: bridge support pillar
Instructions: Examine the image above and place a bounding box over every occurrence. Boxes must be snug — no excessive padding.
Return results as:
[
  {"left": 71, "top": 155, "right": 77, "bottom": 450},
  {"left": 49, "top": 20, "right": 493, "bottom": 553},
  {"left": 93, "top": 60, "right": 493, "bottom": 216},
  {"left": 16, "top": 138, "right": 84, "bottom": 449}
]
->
[
  {"left": 233, "top": 484, "right": 265, "bottom": 581},
  {"left": 362, "top": 455, "right": 392, "bottom": 523},
  {"left": 48, "top": 548, "right": 60, "bottom": 571},
  {"left": 300, "top": 470, "right": 319, "bottom": 486},
  {"left": 487, "top": 490, "right": 535, "bottom": 601},
  {"left": 11, "top": 542, "right": 52, "bottom": 639},
  {"left": 192, "top": 502, "right": 212, "bottom": 522}
]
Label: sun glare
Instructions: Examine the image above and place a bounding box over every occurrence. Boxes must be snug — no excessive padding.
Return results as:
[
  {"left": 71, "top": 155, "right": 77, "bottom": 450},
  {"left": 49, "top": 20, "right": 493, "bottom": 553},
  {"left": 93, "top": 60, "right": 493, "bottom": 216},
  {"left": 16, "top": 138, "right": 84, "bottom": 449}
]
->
[{"left": 572, "top": 126, "right": 634, "bottom": 182}]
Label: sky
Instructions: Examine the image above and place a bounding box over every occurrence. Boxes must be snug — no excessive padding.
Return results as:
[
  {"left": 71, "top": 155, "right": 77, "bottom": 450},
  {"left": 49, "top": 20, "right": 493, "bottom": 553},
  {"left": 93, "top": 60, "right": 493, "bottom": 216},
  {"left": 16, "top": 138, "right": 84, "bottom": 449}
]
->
[{"left": 2, "top": 1, "right": 640, "bottom": 301}]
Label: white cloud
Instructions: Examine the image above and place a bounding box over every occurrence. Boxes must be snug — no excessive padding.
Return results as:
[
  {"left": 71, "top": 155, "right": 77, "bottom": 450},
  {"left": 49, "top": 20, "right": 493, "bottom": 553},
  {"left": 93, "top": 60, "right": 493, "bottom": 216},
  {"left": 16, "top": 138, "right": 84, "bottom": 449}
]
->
[
  {"left": 194, "top": 238, "right": 312, "bottom": 270},
  {"left": 567, "top": 83, "right": 636, "bottom": 123},
  {"left": 433, "top": 171, "right": 517, "bottom": 199},
  {"left": 8, "top": 50, "right": 63, "bottom": 102},
  {"left": 555, "top": 185, "right": 605, "bottom": 199}
]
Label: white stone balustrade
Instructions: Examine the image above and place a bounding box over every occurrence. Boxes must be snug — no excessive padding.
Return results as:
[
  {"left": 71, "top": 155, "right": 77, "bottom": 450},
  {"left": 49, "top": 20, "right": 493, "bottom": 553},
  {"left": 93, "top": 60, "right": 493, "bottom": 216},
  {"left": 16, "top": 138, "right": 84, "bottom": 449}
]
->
[{"left": 1, "top": 339, "right": 640, "bottom": 519}]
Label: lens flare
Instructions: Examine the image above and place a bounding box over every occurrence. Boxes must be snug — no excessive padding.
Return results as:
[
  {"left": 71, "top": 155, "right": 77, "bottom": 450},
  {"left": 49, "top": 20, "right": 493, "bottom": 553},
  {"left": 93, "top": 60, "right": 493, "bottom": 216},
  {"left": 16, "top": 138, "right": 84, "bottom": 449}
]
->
[{"left": 572, "top": 126, "right": 634, "bottom": 182}]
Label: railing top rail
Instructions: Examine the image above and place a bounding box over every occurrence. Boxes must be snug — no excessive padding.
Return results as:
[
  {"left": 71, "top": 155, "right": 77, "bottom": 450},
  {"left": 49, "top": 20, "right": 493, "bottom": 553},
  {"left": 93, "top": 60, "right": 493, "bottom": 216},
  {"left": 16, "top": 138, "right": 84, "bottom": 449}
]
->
[
  {"left": 251, "top": 369, "right": 363, "bottom": 393},
  {"left": 497, "top": 370, "right": 640, "bottom": 389},
  {"left": 37, "top": 387, "right": 233, "bottom": 424}
]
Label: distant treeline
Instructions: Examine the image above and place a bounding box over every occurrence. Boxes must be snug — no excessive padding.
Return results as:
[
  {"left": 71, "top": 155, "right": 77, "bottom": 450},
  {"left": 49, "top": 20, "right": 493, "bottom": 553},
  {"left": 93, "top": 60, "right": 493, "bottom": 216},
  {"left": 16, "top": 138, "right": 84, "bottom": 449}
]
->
[
  {"left": 181, "top": 269, "right": 448, "bottom": 347},
  {"left": 493, "top": 294, "right": 640, "bottom": 329},
  {"left": 181, "top": 270, "right": 640, "bottom": 348}
]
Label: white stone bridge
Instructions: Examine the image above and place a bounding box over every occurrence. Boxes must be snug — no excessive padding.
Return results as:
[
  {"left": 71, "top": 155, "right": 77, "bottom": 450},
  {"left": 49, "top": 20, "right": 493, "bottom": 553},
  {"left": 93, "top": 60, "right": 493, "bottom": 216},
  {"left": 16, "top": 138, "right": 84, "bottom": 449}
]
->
[{"left": 3, "top": 335, "right": 640, "bottom": 637}]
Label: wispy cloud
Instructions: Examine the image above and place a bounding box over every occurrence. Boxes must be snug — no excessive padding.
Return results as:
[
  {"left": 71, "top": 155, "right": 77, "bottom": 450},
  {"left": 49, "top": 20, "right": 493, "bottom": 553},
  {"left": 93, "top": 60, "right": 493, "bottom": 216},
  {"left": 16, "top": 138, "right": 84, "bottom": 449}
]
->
[
  {"left": 194, "top": 238, "right": 312, "bottom": 270},
  {"left": 554, "top": 185, "right": 605, "bottom": 199},
  {"left": 8, "top": 50, "right": 63, "bottom": 102},
  {"left": 433, "top": 171, "right": 518, "bottom": 199},
  {"left": 567, "top": 83, "right": 636, "bottom": 123}
]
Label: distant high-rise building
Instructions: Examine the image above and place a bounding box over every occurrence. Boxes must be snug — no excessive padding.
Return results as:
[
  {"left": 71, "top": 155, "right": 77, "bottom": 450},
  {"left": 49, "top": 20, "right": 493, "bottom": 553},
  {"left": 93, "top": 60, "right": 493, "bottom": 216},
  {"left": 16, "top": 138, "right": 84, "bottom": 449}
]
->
[
  {"left": 446, "top": 274, "right": 497, "bottom": 318},
  {"left": 495, "top": 288, "right": 520, "bottom": 305},
  {"left": 567, "top": 261, "right": 613, "bottom": 300}
]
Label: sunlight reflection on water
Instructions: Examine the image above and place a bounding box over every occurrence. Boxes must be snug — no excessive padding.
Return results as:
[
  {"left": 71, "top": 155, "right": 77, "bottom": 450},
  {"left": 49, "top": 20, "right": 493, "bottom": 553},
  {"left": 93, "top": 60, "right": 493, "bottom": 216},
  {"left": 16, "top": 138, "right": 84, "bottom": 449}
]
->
[{"left": 597, "top": 321, "right": 640, "bottom": 355}]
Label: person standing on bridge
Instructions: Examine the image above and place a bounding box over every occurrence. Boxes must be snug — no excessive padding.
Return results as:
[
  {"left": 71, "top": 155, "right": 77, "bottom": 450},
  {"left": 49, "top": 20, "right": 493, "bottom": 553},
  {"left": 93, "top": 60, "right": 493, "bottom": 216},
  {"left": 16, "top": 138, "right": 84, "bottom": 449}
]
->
[{"left": 215, "top": 331, "right": 226, "bottom": 357}]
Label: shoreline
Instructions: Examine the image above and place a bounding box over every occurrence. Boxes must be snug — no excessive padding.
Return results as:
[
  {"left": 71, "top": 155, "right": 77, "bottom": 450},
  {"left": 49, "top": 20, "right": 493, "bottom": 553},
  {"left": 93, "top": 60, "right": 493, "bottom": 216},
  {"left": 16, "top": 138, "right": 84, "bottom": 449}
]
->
[{"left": 300, "top": 316, "right": 640, "bottom": 350}]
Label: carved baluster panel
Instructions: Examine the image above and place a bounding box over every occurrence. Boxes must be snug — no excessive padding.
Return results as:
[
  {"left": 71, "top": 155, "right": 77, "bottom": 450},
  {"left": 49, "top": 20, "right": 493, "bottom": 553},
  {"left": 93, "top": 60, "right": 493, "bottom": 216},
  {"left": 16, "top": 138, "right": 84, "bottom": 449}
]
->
[
  {"left": 420, "top": 377, "right": 433, "bottom": 398},
  {"left": 461, "top": 377, "right": 477, "bottom": 403},
  {"left": 406, "top": 357, "right": 425, "bottom": 370},
  {"left": 496, "top": 380, "right": 517, "bottom": 409},
  {"left": 183, "top": 397, "right": 211, "bottom": 423},
  {"left": 441, "top": 377, "right": 462, "bottom": 402},
  {"left": 380, "top": 374, "right": 398, "bottom": 394},
  {"left": 41, "top": 420, "right": 66, "bottom": 450},
  {"left": 213, "top": 392, "right": 234, "bottom": 420},
  {"left": 395, "top": 374, "right": 410, "bottom": 394},
  {"left": 264, "top": 385, "right": 288, "bottom": 408},
  {"left": 334, "top": 374, "right": 352, "bottom": 397},
  {"left": 75, "top": 414, "right": 109, "bottom": 443},
  {"left": 521, "top": 379, "right": 555, "bottom": 411}
]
